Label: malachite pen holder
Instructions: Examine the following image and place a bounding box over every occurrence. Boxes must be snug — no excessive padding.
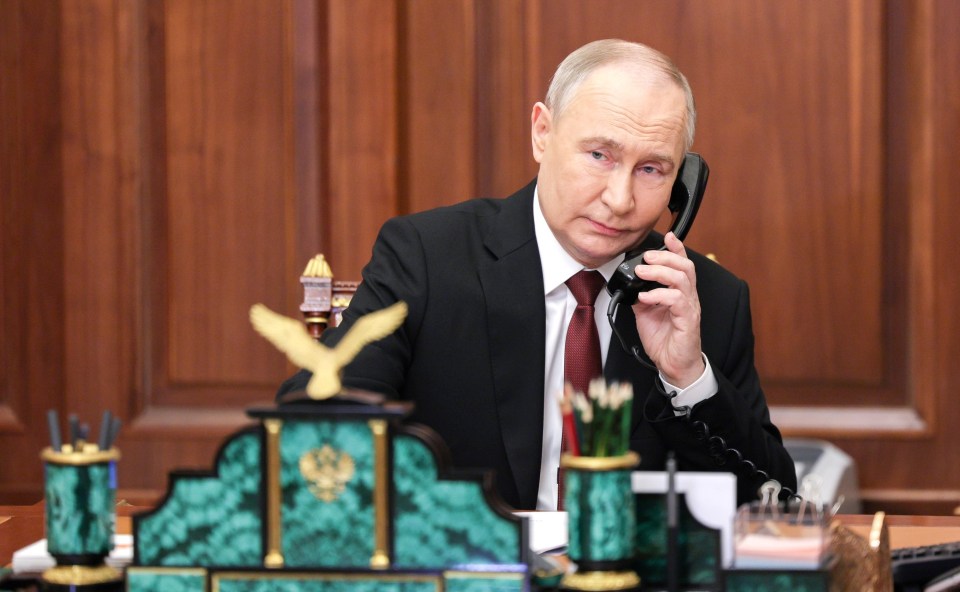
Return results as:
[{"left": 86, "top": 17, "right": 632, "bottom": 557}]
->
[
  {"left": 561, "top": 451, "right": 641, "bottom": 591},
  {"left": 41, "top": 445, "right": 122, "bottom": 590}
]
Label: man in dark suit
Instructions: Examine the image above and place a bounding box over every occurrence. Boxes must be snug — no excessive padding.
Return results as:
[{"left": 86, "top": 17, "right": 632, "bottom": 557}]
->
[{"left": 279, "top": 39, "right": 796, "bottom": 509}]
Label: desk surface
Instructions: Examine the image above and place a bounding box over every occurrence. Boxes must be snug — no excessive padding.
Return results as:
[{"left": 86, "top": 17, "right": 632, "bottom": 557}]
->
[{"left": 3, "top": 505, "right": 960, "bottom": 567}]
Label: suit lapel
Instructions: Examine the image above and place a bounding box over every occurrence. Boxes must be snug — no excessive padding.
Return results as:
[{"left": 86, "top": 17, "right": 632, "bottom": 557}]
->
[{"left": 477, "top": 181, "right": 546, "bottom": 508}]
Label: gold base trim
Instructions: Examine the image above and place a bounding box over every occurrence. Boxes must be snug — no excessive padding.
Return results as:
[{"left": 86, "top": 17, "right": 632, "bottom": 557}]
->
[
  {"left": 41, "top": 446, "right": 121, "bottom": 465},
  {"left": 42, "top": 564, "right": 122, "bottom": 585},
  {"left": 560, "top": 569, "right": 640, "bottom": 591},
  {"left": 560, "top": 451, "right": 640, "bottom": 471}
]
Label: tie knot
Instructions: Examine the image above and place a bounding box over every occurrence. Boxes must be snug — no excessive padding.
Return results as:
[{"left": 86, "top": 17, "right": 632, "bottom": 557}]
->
[{"left": 565, "top": 270, "right": 606, "bottom": 306}]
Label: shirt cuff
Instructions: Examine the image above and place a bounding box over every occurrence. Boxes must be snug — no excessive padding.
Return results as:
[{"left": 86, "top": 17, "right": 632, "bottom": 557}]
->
[{"left": 659, "top": 353, "right": 718, "bottom": 415}]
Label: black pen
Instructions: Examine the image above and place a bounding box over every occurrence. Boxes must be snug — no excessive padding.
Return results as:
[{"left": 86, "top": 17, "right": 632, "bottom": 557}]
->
[
  {"left": 107, "top": 416, "right": 122, "bottom": 449},
  {"left": 98, "top": 410, "right": 112, "bottom": 451},
  {"left": 666, "top": 451, "right": 679, "bottom": 592},
  {"left": 68, "top": 414, "right": 80, "bottom": 449},
  {"left": 47, "top": 410, "right": 62, "bottom": 451}
]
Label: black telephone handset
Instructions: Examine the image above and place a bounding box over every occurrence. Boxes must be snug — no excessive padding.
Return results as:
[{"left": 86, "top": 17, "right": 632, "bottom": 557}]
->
[
  {"left": 604, "top": 153, "right": 797, "bottom": 504},
  {"left": 606, "top": 152, "right": 709, "bottom": 303}
]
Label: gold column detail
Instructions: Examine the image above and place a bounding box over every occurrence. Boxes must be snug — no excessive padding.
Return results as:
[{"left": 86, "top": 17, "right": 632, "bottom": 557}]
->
[
  {"left": 264, "top": 419, "right": 284, "bottom": 568},
  {"left": 369, "top": 419, "right": 390, "bottom": 569}
]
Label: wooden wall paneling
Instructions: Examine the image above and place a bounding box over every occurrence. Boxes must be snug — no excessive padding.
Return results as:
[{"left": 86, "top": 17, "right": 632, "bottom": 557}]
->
[
  {"left": 851, "top": 0, "right": 960, "bottom": 513},
  {"left": 121, "top": 0, "right": 327, "bottom": 493},
  {"left": 289, "top": 0, "right": 324, "bottom": 302},
  {"left": 60, "top": 0, "right": 154, "bottom": 491},
  {"left": 0, "top": 0, "right": 64, "bottom": 502},
  {"left": 474, "top": 0, "right": 539, "bottom": 198},
  {"left": 400, "top": 0, "right": 477, "bottom": 213},
  {"left": 325, "top": 0, "right": 400, "bottom": 281},
  {"left": 928, "top": 0, "right": 960, "bottom": 507},
  {"left": 161, "top": 0, "right": 291, "bottom": 398}
]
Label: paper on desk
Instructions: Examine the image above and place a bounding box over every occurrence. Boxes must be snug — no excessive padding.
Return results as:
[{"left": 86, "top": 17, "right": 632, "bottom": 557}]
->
[
  {"left": 513, "top": 511, "right": 568, "bottom": 555},
  {"left": 734, "top": 531, "right": 825, "bottom": 569},
  {"left": 632, "top": 471, "right": 737, "bottom": 568},
  {"left": 11, "top": 535, "right": 133, "bottom": 576}
]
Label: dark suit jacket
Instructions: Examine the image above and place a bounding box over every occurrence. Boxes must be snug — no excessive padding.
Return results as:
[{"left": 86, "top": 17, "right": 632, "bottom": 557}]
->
[{"left": 278, "top": 180, "right": 797, "bottom": 508}]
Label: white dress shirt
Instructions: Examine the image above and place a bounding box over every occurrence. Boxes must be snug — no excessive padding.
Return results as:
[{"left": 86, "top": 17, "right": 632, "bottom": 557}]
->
[{"left": 532, "top": 187, "right": 719, "bottom": 510}]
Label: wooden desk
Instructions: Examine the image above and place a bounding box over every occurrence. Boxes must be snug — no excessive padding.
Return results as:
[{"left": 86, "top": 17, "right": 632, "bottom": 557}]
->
[{"left": 838, "top": 513, "right": 960, "bottom": 550}]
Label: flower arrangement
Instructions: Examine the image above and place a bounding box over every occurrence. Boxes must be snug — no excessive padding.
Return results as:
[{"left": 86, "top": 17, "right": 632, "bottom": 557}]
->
[{"left": 559, "top": 378, "right": 634, "bottom": 458}]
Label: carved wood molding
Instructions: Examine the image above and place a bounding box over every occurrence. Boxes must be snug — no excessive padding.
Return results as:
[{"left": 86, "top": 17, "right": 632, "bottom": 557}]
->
[
  {"left": 126, "top": 405, "right": 255, "bottom": 437},
  {"left": 772, "top": 405, "right": 929, "bottom": 438}
]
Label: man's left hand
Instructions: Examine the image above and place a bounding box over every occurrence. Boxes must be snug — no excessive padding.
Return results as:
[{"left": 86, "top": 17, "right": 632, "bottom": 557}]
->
[{"left": 630, "top": 232, "right": 705, "bottom": 388}]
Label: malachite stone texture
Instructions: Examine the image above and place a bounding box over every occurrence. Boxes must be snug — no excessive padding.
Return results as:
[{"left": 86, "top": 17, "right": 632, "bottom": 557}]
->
[
  {"left": 725, "top": 570, "right": 831, "bottom": 592},
  {"left": 214, "top": 576, "right": 439, "bottom": 592},
  {"left": 633, "top": 492, "right": 720, "bottom": 586},
  {"left": 565, "top": 465, "right": 635, "bottom": 562},
  {"left": 44, "top": 461, "right": 116, "bottom": 556},
  {"left": 126, "top": 570, "right": 524, "bottom": 592},
  {"left": 444, "top": 574, "right": 526, "bottom": 592},
  {"left": 392, "top": 434, "right": 521, "bottom": 568},
  {"left": 280, "top": 419, "right": 375, "bottom": 568},
  {"left": 211, "top": 573, "right": 524, "bottom": 592},
  {"left": 126, "top": 569, "right": 206, "bottom": 592},
  {"left": 130, "top": 412, "right": 526, "bottom": 584},
  {"left": 134, "top": 431, "right": 263, "bottom": 566}
]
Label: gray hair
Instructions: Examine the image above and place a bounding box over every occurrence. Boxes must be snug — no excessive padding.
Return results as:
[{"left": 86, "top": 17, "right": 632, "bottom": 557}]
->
[{"left": 545, "top": 39, "right": 697, "bottom": 151}]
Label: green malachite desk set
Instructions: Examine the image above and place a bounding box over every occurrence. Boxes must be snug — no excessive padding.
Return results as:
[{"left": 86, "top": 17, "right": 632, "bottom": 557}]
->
[
  {"left": 127, "top": 399, "right": 530, "bottom": 592},
  {"left": 35, "top": 296, "right": 852, "bottom": 591},
  {"left": 41, "top": 443, "right": 123, "bottom": 591}
]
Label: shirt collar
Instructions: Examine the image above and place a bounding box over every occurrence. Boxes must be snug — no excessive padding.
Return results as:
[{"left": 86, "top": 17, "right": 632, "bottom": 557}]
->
[{"left": 533, "top": 185, "right": 624, "bottom": 295}]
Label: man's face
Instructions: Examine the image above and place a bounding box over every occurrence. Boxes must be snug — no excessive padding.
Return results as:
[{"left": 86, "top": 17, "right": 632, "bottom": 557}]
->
[{"left": 532, "top": 65, "right": 688, "bottom": 268}]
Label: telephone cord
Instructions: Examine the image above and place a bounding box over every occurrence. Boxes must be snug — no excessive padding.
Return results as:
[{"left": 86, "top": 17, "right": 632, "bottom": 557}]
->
[{"left": 607, "top": 293, "right": 799, "bottom": 503}]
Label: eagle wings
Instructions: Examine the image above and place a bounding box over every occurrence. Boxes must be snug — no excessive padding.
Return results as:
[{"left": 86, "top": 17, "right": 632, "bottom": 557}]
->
[{"left": 249, "top": 301, "right": 408, "bottom": 399}]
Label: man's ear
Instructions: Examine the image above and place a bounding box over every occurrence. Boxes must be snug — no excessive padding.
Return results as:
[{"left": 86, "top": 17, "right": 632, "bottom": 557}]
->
[{"left": 530, "top": 102, "right": 552, "bottom": 163}]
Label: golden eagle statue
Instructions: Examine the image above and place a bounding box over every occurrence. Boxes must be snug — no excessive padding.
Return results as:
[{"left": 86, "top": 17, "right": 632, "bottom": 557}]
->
[{"left": 249, "top": 300, "right": 407, "bottom": 399}]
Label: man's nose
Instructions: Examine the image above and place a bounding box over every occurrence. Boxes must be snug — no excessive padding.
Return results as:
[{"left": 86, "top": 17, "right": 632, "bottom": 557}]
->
[{"left": 601, "top": 171, "right": 634, "bottom": 215}]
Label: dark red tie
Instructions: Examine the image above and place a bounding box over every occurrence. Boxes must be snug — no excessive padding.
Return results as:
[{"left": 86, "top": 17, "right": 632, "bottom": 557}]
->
[
  {"left": 564, "top": 270, "right": 606, "bottom": 396},
  {"left": 558, "top": 270, "right": 605, "bottom": 509}
]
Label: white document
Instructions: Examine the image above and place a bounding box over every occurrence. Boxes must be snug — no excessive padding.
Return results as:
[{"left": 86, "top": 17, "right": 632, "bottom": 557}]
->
[
  {"left": 631, "top": 471, "right": 737, "bottom": 568},
  {"left": 12, "top": 535, "right": 133, "bottom": 576},
  {"left": 513, "top": 511, "right": 568, "bottom": 555}
]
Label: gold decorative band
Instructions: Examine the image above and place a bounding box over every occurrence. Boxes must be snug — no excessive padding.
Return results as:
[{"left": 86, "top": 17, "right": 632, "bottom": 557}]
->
[
  {"left": 41, "top": 446, "right": 121, "bottom": 465},
  {"left": 561, "top": 569, "right": 641, "bottom": 591},
  {"left": 304, "top": 317, "right": 329, "bottom": 325},
  {"left": 369, "top": 419, "right": 390, "bottom": 569},
  {"left": 264, "top": 419, "right": 284, "bottom": 568},
  {"left": 43, "top": 564, "right": 122, "bottom": 585},
  {"left": 559, "top": 451, "right": 640, "bottom": 471}
]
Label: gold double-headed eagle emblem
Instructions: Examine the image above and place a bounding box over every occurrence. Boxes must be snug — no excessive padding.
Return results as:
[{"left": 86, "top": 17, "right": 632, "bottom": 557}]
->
[{"left": 299, "top": 445, "right": 355, "bottom": 502}]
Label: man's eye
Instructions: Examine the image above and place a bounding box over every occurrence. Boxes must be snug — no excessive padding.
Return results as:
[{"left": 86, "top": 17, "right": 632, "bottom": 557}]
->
[
  {"left": 590, "top": 151, "right": 606, "bottom": 160},
  {"left": 639, "top": 165, "right": 659, "bottom": 175}
]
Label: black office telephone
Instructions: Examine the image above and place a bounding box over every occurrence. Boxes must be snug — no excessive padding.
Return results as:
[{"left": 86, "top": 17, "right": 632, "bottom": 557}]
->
[
  {"left": 606, "top": 151, "right": 709, "bottom": 304},
  {"left": 605, "top": 150, "right": 708, "bottom": 372},
  {"left": 603, "top": 153, "right": 800, "bottom": 504}
]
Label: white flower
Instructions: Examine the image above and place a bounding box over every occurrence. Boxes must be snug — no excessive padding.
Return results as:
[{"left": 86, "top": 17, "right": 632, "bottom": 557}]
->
[
  {"left": 589, "top": 378, "right": 608, "bottom": 408},
  {"left": 611, "top": 382, "right": 633, "bottom": 409},
  {"left": 573, "top": 392, "right": 593, "bottom": 423}
]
